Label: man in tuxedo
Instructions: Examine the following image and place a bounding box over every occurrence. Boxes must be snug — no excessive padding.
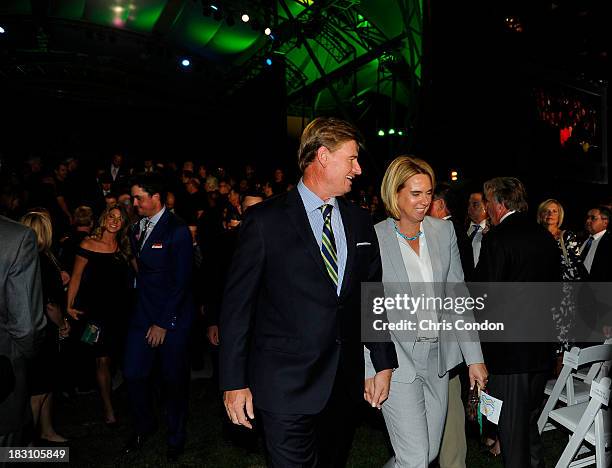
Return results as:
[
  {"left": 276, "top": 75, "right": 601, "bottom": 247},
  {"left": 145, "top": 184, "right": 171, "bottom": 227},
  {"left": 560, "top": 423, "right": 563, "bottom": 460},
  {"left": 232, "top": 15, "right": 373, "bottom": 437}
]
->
[
  {"left": 220, "top": 117, "right": 398, "bottom": 467},
  {"left": 581, "top": 206, "right": 612, "bottom": 281},
  {"left": 466, "top": 191, "right": 488, "bottom": 267},
  {"left": 109, "top": 152, "right": 129, "bottom": 189},
  {"left": 581, "top": 206, "right": 612, "bottom": 338},
  {"left": 429, "top": 183, "right": 474, "bottom": 280},
  {"left": 123, "top": 174, "right": 195, "bottom": 462},
  {"left": 0, "top": 216, "right": 45, "bottom": 449},
  {"left": 475, "top": 177, "right": 560, "bottom": 468}
]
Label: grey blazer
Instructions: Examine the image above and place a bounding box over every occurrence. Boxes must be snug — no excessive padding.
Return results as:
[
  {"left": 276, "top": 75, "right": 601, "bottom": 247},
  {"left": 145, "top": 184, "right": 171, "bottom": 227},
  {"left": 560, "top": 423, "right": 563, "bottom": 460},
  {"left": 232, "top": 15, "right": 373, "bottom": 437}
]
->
[
  {"left": 366, "top": 217, "right": 483, "bottom": 383},
  {"left": 0, "top": 216, "right": 45, "bottom": 434}
]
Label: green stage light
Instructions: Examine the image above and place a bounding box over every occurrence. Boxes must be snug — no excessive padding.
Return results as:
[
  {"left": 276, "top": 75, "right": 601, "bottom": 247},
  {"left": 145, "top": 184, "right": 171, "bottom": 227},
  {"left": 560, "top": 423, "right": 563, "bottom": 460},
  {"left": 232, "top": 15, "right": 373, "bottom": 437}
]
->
[
  {"left": 388, "top": 128, "right": 395, "bottom": 135},
  {"left": 378, "top": 130, "right": 385, "bottom": 137}
]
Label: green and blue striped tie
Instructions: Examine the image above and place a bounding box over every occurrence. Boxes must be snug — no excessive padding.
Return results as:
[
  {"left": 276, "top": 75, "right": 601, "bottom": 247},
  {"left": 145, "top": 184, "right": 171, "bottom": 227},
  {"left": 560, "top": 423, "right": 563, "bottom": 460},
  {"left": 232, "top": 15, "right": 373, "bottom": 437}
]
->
[{"left": 320, "top": 204, "right": 338, "bottom": 286}]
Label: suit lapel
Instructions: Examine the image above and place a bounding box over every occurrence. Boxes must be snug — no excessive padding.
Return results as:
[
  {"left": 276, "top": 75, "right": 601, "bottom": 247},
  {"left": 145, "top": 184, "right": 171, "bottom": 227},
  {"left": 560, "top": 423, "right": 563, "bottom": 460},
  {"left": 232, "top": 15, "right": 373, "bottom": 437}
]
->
[
  {"left": 140, "top": 209, "right": 170, "bottom": 256},
  {"left": 284, "top": 190, "right": 337, "bottom": 292},
  {"left": 382, "top": 219, "right": 412, "bottom": 295},
  {"left": 423, "top": 217, "right": 445, "bottom": 297},
  {"left": 338, "top": 198, "right": 355, "bottom": 298}
]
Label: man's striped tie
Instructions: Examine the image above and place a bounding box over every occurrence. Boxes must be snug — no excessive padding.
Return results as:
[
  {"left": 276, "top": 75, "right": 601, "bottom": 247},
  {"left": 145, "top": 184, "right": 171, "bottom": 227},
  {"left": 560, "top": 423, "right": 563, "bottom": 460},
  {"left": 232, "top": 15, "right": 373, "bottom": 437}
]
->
[{"left": 320, "top": 204, "right": 338, "bottom": 286}]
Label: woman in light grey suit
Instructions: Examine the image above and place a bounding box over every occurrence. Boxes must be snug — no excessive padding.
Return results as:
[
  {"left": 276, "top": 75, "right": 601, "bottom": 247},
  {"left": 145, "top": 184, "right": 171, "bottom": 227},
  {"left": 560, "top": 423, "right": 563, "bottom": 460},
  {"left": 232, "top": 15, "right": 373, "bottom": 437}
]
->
[{"left": 365, "top": 156, "right": 488, "bottom": 467}]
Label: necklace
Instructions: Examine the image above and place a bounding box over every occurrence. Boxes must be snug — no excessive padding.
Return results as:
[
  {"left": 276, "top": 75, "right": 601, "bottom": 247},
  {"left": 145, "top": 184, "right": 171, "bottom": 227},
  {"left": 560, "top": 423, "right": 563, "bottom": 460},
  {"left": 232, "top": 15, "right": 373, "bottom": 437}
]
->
[{"left": 394, "top": 221, "right": 423, "bottom": 242}]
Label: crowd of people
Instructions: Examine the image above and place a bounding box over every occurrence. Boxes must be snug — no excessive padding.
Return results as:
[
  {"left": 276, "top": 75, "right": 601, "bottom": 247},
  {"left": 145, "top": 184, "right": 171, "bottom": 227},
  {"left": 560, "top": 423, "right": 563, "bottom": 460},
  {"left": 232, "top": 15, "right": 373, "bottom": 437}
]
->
[{"left": 1, "top": 116, "right": 611, "bottom": 468}]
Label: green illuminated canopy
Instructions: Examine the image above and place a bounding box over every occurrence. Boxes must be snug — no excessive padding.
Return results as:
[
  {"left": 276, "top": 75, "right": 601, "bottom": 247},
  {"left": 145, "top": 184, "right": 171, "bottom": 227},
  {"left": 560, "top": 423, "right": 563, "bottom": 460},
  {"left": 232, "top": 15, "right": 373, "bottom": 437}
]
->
[{"left": 0, "top": 0, "right": 423, "bottom": 112}]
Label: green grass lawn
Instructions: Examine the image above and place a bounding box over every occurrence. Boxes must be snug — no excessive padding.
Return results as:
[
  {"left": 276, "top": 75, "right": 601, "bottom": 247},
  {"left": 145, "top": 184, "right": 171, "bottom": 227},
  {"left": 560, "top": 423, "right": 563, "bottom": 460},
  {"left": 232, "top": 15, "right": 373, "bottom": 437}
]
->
[{"left": 46, "top": 377, "right": 569, "bottom": 467}]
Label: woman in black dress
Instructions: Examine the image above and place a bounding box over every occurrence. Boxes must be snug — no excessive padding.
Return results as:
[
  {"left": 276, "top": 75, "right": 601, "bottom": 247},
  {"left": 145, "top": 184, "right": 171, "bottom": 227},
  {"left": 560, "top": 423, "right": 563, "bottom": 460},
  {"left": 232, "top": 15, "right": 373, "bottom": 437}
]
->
[
  {"left": 67, "top": 205, "right": 132, "bottom": 425},
  {"left": 537, "top": 198, "right": 586, "bottom": 352},
  {"left": 20, "top": 210, "right": 70, "bottom": 444}
]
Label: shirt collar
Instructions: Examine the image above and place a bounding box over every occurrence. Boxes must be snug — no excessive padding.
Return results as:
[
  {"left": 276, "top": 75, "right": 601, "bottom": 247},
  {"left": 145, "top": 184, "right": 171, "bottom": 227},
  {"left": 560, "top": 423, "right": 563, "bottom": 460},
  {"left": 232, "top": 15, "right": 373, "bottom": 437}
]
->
[
  {"left": 297, "top": 178, "right": 337, "bottom": 213},
  {"left": 499, "top": 210, "right": 516, "bottom": 224},
  {"left": 145, "top": 206, "right": 166, "bottom": 226},
  {"left": 591, "top": 229, "right": 606, "bottom": 241},
  {"left": 470, "top": 219, "right": 487, "bottom": 228}
]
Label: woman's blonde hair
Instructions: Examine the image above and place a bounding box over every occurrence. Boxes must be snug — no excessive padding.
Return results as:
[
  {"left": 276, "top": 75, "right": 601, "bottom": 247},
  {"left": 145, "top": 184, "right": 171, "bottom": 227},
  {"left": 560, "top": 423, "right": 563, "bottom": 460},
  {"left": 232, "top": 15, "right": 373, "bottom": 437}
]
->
[
  {"left": 380, "top": 156, "right": 435, "bottom": 220},
  {"left": 91, "top": 204, "right": 132, "bottom": 261},
  {"left": 537, "top": 198, "right": 564, "bottom": 228},
  {"left": 20, "top": 210, "right": 53, "bottom": 252}
]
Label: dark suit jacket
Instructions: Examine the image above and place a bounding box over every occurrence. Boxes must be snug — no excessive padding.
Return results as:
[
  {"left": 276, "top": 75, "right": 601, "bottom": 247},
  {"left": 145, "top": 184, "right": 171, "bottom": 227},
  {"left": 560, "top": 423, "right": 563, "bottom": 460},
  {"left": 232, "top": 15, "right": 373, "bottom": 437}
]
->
[
  {"left": 474, "top": 212, "right": 561, "bottom": 374},
  {"left": 109, "top": 165, "right": 129, "bottom": 189},
  {"left": 588, "top": 230, "right": 612, "bottom": 282},
  {"left": 219, "top": 189, "right": 398, "bottom": 414},
  {"left": 447, "top": 215, "right": 475, "bottom": 281},
  {"left": 129, "top": 209, "right": 195, "bottom": 331},
  {"left": 0, "top": 216, "right": 45, "bottom": 434}
]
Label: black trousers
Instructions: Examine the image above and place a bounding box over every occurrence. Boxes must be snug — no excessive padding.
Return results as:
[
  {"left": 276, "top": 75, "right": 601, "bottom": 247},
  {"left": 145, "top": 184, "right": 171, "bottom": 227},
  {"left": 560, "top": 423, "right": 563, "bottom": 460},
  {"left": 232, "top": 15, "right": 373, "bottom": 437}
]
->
[
  {"left": 124, "top": 328, "right": 190, "bottom": 448},
  {"left": 487, "top": 371, "right": 548, "bottom": 468},
  {"left": 257, "top": 373, "right": 358, "bottom": 468}
]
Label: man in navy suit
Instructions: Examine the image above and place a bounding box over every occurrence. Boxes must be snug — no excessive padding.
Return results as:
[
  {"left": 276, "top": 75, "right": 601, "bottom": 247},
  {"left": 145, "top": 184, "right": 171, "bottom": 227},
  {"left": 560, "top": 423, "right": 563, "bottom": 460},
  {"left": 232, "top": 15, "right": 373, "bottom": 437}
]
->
[
  {"left": 123, "top": 174, "right": 195, "bottom": 462},
  {"left": 220, "top": 117, "right": 398, "bottom": 467}
]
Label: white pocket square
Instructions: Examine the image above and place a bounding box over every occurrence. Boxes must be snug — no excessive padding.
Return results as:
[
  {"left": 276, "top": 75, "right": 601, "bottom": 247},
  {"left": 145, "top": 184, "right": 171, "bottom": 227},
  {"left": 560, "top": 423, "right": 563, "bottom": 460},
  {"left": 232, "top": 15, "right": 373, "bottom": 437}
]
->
[{"left": 356, "top": 242, "right": 371, "bottom": 246}]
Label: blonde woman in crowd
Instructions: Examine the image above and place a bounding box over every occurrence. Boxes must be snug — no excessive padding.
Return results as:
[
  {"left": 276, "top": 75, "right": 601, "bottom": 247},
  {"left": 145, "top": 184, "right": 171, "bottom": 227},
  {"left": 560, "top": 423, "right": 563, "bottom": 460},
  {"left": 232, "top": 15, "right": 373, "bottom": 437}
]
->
[
  {"left": 20, "top": 209, "right": 70, "bottom": 444},
  {"left": 67, "top": 205, "right": 133, "bottom": 426}
]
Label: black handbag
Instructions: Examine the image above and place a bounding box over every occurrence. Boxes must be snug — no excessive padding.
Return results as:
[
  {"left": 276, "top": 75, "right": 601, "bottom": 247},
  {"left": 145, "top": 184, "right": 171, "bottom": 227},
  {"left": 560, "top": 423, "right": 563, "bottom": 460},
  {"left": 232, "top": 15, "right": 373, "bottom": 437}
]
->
[{"left": 0, "top": 354, "right": 15, "bottom": 404}]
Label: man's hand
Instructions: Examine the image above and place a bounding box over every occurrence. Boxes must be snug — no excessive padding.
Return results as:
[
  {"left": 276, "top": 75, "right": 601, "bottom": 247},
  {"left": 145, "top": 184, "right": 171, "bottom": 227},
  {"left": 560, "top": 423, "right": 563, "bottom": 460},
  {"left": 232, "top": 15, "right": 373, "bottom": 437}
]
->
[
  {"left": 468, "top": 363, "right": 488, "bottom": 390},
  {"left": 223, "top": 388, "right": 255, "bottom": 429},
  {"left": 365, "top": 369, "right": 393, "bottom": 409},
  {"left": 207, "top": 325, "right": 220, "bottom": 346},
  {"left": 146, "top": 325, "right": 167, "bottom": 347}
]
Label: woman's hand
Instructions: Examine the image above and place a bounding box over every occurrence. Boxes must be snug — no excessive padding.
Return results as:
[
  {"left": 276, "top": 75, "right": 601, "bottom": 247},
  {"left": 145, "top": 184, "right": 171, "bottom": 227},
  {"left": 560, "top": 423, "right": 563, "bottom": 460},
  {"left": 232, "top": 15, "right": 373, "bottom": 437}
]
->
[
  {"left": 59, "top": 318, "right": 71, "bottom": 338},
  {"left": 207, "top": 325, "right": 220, "bottom": 346},
  {"left": 364, "top": 377, "right": 375, "bottom": 405},
  {"left": 468, "top": 363, "right": 489, "bottom": 390},
  {"left": 67, "top": 307, "right": 85, "bottom": 321},
  {"left": 60, "top": 270, "right": 71, "bottom": 286}
]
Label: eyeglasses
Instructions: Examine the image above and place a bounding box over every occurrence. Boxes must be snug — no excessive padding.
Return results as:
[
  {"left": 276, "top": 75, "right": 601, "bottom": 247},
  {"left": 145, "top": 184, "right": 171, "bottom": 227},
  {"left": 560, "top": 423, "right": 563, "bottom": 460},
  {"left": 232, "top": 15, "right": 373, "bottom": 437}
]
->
[{"left": 586, "top": 215, "right": 608, "bottom": 221}]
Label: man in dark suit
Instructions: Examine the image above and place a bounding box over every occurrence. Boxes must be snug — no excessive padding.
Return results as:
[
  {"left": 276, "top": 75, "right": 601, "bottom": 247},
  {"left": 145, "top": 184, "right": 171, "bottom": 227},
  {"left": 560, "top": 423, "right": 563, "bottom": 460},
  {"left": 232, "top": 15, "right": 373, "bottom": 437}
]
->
[
  {"left": 581, "top": 206, "right": 612, "bottom": 338},
  {"left": 109, "top": 152, "right": 129, "bottom": 189},
  {"left": 475, "top": 177, "right": 560, "bottom": 468},
  {"left": 0, "top": 216, "right": 45, "bottom": 449},
  {"left": 123, "top": 174, "right": 195, "bottom": 462},
  {"left": 429, "top": 182, "right": 474, "bottom": 280},
  {"left": 219, "top": 117, "right": 398, "bottom": 467},
  {"left": 581, "top": 206, "right": 612, "bottom": 281}
]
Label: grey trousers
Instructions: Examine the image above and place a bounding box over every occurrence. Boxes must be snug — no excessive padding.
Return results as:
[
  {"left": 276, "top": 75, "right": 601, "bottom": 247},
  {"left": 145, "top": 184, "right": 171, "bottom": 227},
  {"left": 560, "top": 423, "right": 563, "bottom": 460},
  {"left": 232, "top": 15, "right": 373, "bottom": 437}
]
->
[{"left": 382, "top": 342, "right": 449, "bottom": 468}]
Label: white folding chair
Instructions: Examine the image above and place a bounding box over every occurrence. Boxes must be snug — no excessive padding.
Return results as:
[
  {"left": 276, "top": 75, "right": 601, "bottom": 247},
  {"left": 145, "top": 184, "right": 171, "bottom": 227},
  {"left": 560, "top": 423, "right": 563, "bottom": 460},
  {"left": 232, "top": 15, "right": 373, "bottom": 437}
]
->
[
  {"left": 574, "top": 339, "right": 612, "bottom": 381},
  {"left": 550, "top": 377, "right": 611, "bottom": 468},
  {"left": 539, "top": 343, "right": 612, "bottom": 434}
]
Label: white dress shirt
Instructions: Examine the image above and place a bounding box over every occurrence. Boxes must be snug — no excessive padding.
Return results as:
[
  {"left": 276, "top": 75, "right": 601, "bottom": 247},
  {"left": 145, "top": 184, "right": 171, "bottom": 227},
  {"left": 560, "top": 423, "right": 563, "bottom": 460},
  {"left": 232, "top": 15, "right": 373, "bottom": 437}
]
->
[
  {"left": 396, "top": 223, "right": 438, "bottom": 338},
  {"left": 581, "top": 229, "right": 606, "bottom": 274},
  {"left": 110, "top": 164, "right": 120, "bottom": 181},
  {"left": 467, "top": 219, "right": 487, "bottom": 266},
  {"left": 139, "top": 206, "right": 166, "bottom": 247}
]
